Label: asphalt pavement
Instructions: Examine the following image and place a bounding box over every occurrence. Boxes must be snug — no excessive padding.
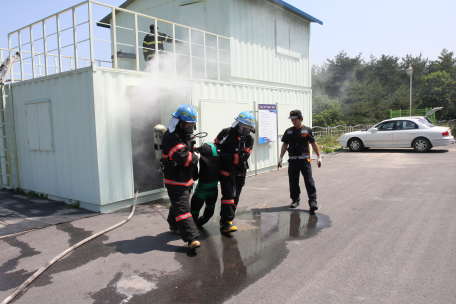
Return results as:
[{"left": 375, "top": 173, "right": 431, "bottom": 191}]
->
[{"left": 1, "top": 145, "right": 455, "bottom": 303}]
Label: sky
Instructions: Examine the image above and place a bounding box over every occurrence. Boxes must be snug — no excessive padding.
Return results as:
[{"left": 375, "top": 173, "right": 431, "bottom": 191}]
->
[{"left": 1, "top": 0, "right": 455, "bottom": 66}]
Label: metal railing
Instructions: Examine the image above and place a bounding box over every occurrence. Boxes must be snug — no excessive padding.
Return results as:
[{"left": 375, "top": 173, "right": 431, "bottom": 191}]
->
[
  {"left": 1, "top": 47, "right": 108, "bottom": 81},
  {"left": 436, "top": 119, "right": 456, "bottom": 130},
  {"left": 5, "top": 0, "right": 231, "bottom": 83},
  {"left": 391, "top": 108, "right": 436, "bottom": 124},
  {"left": 313, "top": 124, "right": 375, "bottom": 146}
]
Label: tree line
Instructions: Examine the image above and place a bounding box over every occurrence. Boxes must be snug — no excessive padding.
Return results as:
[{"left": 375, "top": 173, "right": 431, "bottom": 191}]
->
[{"left": 312, "top": 49, "right": 456, "bottom": 126}]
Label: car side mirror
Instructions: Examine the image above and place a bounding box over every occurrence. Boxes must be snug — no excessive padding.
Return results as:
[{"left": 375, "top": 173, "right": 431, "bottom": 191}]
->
[{"left": 371, "top": 128, "right": 378, "bottom": 133}]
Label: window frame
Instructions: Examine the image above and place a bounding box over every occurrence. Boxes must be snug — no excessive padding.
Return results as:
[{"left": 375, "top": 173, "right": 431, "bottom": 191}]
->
[{"left": 275, "top": 20, "right": 301, "bottom": 59}]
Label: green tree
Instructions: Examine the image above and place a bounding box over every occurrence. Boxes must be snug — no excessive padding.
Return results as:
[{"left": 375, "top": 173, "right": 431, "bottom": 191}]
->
[
  {"left": 312, "top": 95, "right": 345, "bottom": 127},
  {"left": 344, "top": 79, "right": 390, "bottom": 124},
  {"left": 427, "top": 48, "right": 456, "bottom": 80},
  {"left": 321, "top": 51, "right": 363, "bottom": 99},
  {"left": 419, "top": 71, "right": 456, "bottom": 120}
]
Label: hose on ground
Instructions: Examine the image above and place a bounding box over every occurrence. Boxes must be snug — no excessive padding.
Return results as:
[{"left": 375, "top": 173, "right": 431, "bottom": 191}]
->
[{"left": 1, "top": 191, "right": 138, "bottom": 304}]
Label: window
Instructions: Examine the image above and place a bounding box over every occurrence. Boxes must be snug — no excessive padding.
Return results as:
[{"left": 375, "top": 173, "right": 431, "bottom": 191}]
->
[
  {"left": 418, "top": 119, "right": 434, "bottom": 127},
  {"left": 377, "top": 121, "right": 395, "bottom": 131},
  {"left": 25, "top": 101, "right": 54, "bottom": 151},
  {"left": 403, "top": 121, "right": 418, "bottom": 129},
  {"left": 276, "top": 20, "right": 301, "bottom": 59}
]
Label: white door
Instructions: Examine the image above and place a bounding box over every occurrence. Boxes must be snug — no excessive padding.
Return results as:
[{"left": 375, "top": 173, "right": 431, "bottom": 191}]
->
[
  {"left": 366, "top": 121, "right": 394, "bottom": 147},
  {"left": 393, "top": 120, "right": 419, "bottom": 147}
]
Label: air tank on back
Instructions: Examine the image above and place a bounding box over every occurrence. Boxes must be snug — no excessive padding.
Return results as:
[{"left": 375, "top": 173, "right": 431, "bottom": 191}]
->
[{"left": 153, "top": 124, "right": 167, "bottom": 164}]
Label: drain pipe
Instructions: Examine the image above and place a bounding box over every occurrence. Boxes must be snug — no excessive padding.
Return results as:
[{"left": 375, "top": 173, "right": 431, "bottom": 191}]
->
[{"left": 1, "top": 192, "right": 138, "bottom": 304}]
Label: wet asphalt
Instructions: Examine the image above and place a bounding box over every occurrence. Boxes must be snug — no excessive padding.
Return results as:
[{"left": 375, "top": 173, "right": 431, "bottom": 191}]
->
[{"left": 1, "top": 145, "right": 456, "bottom": 303}]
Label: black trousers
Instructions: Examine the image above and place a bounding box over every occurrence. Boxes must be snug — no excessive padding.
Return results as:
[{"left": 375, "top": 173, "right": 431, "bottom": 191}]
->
[
  {"left": 190, "top": 185, "right": 218, "bottom": 222},
  {"left": 288, "top": 160, "right": 317, "bottom": 205},
  {"left": 219, "top": 175, "right": 245, "bottom": 222},
  {"left": 166, "top": 185, "right": 200, "bottom": 243}
]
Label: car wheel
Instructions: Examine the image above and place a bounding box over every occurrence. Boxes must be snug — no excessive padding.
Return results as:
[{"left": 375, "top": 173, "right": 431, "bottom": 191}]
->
[
  {"left": 348, "top": 138, "right": 364, "bottom": 152},
  {"left": 413, "top": 138, "right": 431, "bottom": 152}
]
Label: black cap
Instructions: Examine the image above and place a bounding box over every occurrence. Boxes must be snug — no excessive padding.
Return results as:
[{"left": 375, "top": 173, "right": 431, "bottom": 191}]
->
[
  {"left": 288, "top": 109, "right": 302, "bottom": 119},
  {"left": 150, "top": 24, "right": 159, "bottom": 31}
]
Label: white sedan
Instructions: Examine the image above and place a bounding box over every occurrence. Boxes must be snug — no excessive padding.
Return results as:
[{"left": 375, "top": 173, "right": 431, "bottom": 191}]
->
[{"left": 339, "top": 117, "right": 455, "bottom": 152}]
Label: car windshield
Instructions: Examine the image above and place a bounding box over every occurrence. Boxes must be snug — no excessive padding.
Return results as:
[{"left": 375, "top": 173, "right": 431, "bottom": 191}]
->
[{"left": 418, "top": 119, "right": 435, "bottom": 127}]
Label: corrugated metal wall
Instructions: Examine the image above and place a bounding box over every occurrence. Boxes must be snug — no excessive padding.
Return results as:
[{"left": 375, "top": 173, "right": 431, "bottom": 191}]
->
[
  {"left": 10, "top": 67, "right": 101, "bottom": 207},
  {"left": 229, "top": 0, "right": 311, "bottom": 87},
  {"left": 191, "top": 80, "right": 311, "bottom": 172},
  {"left": 8, "top": 65, "right": 311, "bottom": 211},
  {"left": 119, "top": 0, "right": 229, "bottom": 37},
  {"left": 92, "top": 69, "right": 138, "bottom": 206}
]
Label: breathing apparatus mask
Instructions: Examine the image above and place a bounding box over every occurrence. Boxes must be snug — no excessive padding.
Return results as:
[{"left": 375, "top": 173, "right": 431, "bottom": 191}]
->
[
  {"left": 237, "top": 122, "right": 252, "bottom": 136},
  {"left": 182, "top": 121, "right": 196, "bottom": 135}
]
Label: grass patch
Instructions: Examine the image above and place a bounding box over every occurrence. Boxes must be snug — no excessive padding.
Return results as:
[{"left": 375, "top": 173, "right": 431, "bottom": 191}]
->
[
  {"left": 324, "top": 147, "right": 335, "bottom": 153},
  {"left": 14, "top": 188, "right": 48, "bottom": 199},
  {"left": 66, "top": 200, "right": 80, "bottom": 209}
]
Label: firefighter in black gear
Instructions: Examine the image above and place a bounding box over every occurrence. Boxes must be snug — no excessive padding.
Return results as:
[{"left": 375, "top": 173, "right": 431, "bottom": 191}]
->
[
  {"left": 190, "top": 143, "right": 221, "bottom": 227},
  {"left": 214, "top": 111, "right": 255, "bottom": 233},
  {"left": 162, "top": 104, "right": 201, "bottom": 250},
  {"left": 278, "top": 109, "right": 322, "bottom": 214},
  {"left": 143, "top": 24, "right": 173, "bottom": 62}
]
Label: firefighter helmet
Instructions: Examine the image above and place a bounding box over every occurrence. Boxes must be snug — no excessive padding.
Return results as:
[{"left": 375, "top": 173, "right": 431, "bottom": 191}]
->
[
  {"left": 236, "top": 111, "right": 255, "bottom": 128},
  {"left": 172, "top": 104, "right": 197, "bottom": 123}
]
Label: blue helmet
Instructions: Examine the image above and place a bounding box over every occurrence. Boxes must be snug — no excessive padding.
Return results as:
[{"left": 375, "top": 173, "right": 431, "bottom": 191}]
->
[
  {"left": 172, "top": 104, "right": 197, "bottom": 123},
  {"left": 237, "top": 111, "right": 255, "bottom": 128}
]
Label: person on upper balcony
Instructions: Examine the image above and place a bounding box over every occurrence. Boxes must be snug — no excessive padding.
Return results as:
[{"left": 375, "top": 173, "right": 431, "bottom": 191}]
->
[{"left": 143, "top": 24, "right": 174, "bottom": 62}]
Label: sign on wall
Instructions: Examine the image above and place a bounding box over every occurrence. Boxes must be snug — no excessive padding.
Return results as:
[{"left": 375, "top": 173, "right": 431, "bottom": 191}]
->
[{"left": 258, "top": 104, "right": 277, "bottom": 144}]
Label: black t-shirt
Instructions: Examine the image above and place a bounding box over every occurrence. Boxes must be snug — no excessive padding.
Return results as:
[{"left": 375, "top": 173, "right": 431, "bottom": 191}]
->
[{"left": 281, "top": 125, "right": 315, "bottom": 157}]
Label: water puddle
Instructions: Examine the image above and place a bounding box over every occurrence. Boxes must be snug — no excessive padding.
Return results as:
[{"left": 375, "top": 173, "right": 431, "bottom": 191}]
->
[{"left": 117, "top": 207, "right": 331, "bottom": 303}]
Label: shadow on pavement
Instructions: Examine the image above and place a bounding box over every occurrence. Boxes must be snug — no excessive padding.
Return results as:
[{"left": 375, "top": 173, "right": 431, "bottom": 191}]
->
[{"left": 0, "top": 190, "right": 98, "bottom": 237}]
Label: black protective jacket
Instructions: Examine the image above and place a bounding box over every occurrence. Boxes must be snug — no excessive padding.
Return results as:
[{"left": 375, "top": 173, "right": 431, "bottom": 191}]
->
[
  {"left": 214, "top": 127, "right": 254, "bottom": 177},
  {"left": 162, "top": 129, "right": 198, "bottom": 187},
  {"left": 143, "top": 32, "right": 173, "bottom": 61}
]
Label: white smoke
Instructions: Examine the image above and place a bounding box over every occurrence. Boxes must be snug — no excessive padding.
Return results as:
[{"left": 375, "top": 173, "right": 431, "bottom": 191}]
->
[{"left": 128, "top": 52, "right": 193, "bottom": 193}]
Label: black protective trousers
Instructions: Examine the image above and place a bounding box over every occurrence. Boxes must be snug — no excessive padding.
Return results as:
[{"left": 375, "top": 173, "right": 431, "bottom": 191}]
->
[
  {"left": 166, "top": 185, "right": 200, "bottom": 243},
  {"left": 219, "top": 175, "right": 245, "bottom": 222},
  {"left": 190, "top": 185, "right": 218, "bottom": 222},
  {"left": 288, "top": 160, "right": 317, "bottom": 205}
]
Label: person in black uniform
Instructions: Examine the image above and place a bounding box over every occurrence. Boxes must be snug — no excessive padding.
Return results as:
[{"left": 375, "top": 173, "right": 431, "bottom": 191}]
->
[
  {"left": 162, "top": 104, "right": 201, "bottom": 250},
  {"left": 214, "top": 111, "right": 255, "bottom": 233},
  {"left": 278, "top": 109, "right": 322, "bottom": 214},
  {"left": 143, "top": 24, "right": 174, "bottom": 62},
  {"left": 190, "top": 143, "right": 221, "bottom": 227}
]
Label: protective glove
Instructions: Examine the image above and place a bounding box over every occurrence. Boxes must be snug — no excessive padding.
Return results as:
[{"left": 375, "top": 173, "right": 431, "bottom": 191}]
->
[
  {"left": 278, "top": 157, "right": 283, "bottom": 168},
  {"left": 317, "top": 156, "right": 322, "bottom": 168},
  {"left": 193, "top": 152, "right": 200, "bottom": 162}
]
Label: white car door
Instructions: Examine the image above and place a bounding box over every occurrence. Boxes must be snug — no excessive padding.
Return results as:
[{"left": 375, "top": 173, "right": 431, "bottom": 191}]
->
[
  {"left": 393, "top": 120, "right": 419, "bottom": 147},
  {"left": 366, "top": 121, "right": 395, "bottom": 147}
]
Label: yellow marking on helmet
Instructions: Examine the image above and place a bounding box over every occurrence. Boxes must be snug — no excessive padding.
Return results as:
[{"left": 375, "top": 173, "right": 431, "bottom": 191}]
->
[
  {"left": 240, "top": 114, "right": 246, "bottom": 118},
  {"left": 191, "top": 116, "right": 196, "bottom": 119},
  {"left": 182, "top": 111, "right": 190, "bottom": 116}
]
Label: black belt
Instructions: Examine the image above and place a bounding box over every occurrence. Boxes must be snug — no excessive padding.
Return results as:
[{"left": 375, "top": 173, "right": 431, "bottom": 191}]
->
[{"left": 289, "top": 155, "right": 310, "bottom": 160}]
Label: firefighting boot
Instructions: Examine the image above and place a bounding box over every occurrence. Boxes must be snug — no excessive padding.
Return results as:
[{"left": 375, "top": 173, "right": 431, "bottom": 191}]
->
[
  {"left": 188, "top": 239, "right": 201, "bottom": 250},
  {"left": 309, "top": 201, "right": 319, "bottom": 215},
  {"left": 195, "top": 216, "right": 209, "bottom": 227},
  {"left": 169, "top": 225, "right": 180, "bottom": 235},
  {"left": 290, "top": 200, "right": 300, "bottom": 208},
  {"left": 219, "top": 220, "right": 238, "bottom": 233}
]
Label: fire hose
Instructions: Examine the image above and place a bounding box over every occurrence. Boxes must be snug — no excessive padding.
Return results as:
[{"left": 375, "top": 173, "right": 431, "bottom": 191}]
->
[{"left": 1, "top": 192, "right": 138, "bottom": 304}]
